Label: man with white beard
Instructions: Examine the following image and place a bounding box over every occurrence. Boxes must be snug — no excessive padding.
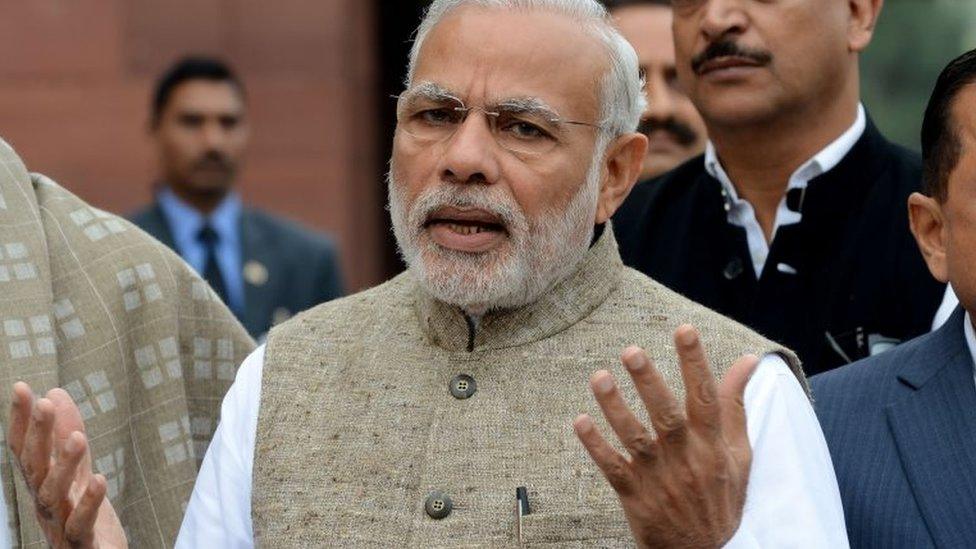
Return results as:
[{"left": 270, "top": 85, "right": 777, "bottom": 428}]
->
[{"left": 8, "top": 0, "right": 847, "bottom": 547}]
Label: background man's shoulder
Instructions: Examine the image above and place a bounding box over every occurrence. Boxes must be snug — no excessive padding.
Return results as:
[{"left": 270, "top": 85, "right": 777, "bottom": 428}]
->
[
  {"left": 810, "top": 327, "right": 936, "bottom": 415},
  {"left": 244, "top": 208, "right": 339, "bottom": 258}
]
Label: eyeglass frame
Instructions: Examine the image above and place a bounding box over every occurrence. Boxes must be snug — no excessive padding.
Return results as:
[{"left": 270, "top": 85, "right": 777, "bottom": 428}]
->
[{"left": 392, "top": 82, "right": 607, "bottom": 156}]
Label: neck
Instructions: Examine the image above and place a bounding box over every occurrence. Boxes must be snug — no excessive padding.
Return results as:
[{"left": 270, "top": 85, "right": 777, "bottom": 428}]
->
[
  {"left": 166, "top": 184, "right": 229, "bottom": 215},
  {"left": 708, "top": 84, "right": 860, "bottom": 240}
]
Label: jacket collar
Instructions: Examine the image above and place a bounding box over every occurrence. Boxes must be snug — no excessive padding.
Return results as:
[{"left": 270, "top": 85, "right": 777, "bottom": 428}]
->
[{"left": 414, "top": 224, "right": 623, "bottom": 353}]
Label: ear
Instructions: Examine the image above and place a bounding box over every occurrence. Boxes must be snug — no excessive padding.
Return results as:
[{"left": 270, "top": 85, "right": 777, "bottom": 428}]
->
[
  {"left": 908, "top": 192, "right": 949, "bottom": 283},
  {"left": 595, "top": 132, "right": 648, "bottom": 224},
  {"left": 847, "top": 0, "right": 884, "bottom": 52}
]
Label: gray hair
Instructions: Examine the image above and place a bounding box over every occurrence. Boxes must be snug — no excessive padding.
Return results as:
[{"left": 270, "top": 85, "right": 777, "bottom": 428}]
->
[{"left": 406, "top": 0, "right": 647, "bottom": 141}]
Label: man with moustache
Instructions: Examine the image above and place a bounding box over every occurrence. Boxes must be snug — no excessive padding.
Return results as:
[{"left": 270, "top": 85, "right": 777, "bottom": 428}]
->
[
  {"left": 606, "top": 0, "right": 708, "bottom": 179},
  {"left": 613, "top": 0, "right": 946, "bottom": 374},
  {"left": 811, "top": 49, "right": 976, "bottom": 547},
  {"left": 8, "top": 1, "right": 847, "bottom": 547},
  {"left": 131, "top": 57, "right": 344, "bottom": 339}
]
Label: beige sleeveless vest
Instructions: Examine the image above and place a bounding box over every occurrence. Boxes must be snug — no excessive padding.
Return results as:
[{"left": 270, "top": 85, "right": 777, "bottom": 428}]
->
[{"left": 253, "top": 228, "right": 803, "bottom": 547}]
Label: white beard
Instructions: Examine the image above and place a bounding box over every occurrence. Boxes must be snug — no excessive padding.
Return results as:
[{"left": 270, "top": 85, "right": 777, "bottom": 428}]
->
[{"left": 388, "top": 156, "right": 603, "bottom": 315}]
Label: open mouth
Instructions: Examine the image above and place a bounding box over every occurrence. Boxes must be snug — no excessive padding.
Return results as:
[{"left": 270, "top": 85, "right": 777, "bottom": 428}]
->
[{"left": 423, "top": 207, "right": 509, "bottom": 252}]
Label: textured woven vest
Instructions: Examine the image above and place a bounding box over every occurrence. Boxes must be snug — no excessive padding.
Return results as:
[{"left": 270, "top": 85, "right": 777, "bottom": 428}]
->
[{"left": 254, "top": 228, "right": 803, "bottom": 547}]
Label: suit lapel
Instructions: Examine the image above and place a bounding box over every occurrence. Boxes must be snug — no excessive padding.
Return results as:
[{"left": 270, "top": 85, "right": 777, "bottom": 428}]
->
[
  {"left": 886, "top": 308, "right": 976, "bottom": 547},
  {"left": 141, "top": 202, "right": 177, "bottom": 250},
  {"left": 240, "top": 211, "right": 277, "bottom": 337}
]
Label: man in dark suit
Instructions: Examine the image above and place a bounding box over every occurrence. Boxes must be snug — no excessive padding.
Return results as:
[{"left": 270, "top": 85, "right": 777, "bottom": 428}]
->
[
  {"left": 612, "top": 0, "right": 945, "bottom": 374},
  {"left": 811, "top": 49, "right": 976, "bottom": 548},
  {"left": 131, "top": 57, "right": 343, "bottom": 339}
]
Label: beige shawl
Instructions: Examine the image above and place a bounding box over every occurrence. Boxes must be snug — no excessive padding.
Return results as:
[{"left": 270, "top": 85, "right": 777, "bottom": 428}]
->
[{"left": 0, "top": 138, "right": 254, "bottom": 547}]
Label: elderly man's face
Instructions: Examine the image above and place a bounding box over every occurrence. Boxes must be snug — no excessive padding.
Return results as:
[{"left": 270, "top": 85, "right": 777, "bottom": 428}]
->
[
  {"left": 389, "top": 7, "right": 633, "bottom": 312},
  {"left": 911, "top": 86, "right": 976, "bottom": 315},
  {"left": 671, "top": 0, "right": 856, "bottom": 128},
  {"left": 613, "top": 4, "right": 707, "bottom": 179}
]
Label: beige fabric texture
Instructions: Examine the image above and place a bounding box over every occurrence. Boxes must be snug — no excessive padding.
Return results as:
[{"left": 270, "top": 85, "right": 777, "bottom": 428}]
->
[
  {"left": 254, "top": 226, "right": 804, "bottom": 547},
  {"left": 0, "top": 138, "right": 255, "bottom": 547}
]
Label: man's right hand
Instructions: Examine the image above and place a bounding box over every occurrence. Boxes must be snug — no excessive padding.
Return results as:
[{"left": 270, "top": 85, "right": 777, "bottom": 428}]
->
[{"left": 8, "top": 382, "right": 127, "bottom": 549}]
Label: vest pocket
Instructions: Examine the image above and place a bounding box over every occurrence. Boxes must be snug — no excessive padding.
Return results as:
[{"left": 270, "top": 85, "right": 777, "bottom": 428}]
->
[{"left": 519, "top": 511, "right": 634, "bottom": 547}]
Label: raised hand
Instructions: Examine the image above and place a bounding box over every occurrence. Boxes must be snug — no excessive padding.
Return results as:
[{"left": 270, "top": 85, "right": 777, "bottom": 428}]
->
[
  {"left": 8, "top": 382, "right": 127, "bottom": 549},
  {"left": 573, "top": 325, "right": 759, "bottom": 549}
]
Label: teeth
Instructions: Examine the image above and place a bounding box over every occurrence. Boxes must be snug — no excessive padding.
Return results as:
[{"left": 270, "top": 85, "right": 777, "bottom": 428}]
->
[{"left": 445, "top": 223, "right": 486, "bottom": 235}]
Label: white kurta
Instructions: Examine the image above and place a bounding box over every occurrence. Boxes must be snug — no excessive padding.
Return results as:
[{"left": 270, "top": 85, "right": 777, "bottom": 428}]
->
[{"left": 176, "top": 346, "right": 850, "bottom": 548}]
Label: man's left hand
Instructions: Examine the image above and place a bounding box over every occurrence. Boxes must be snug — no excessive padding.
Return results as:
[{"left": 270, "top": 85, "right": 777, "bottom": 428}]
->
[{"left": 573, "top": 325, "right": 759, "bottom": 548}]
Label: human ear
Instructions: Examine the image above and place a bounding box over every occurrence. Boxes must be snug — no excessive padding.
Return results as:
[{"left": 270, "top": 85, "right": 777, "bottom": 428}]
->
[
  {"left": 595, "top": 132, "right": 648, "bottom": 224},
  {"left": 908, "top": 192, "right": 949, "bottom": 283}
]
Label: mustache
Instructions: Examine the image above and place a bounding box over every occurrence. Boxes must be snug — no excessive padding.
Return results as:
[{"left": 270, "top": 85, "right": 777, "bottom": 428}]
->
[
  {"left": 637, "top": 117, "right": 699, "bottom": 147},
  {"left": 193, "top": 150, "right": 233, "bottom": 172},
  {"left": 409, "top": 185, "right": 526, "bottom": 235},
  {"left": 691, "top": 39, "right": 773, "bottom": 75}
]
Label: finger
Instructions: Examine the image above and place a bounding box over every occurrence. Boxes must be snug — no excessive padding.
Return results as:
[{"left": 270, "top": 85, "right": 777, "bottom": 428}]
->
[
  {"left": 620, "top": 346, "right": 688, "bottom": 447},
  {"left": 589, "top": 370, "right": 657, "bottom": 462},
  {"left": 674, "top": 325, "right": 722, "bottom": 439},
  {"left": 573, "top": 415, "right": 636, "bottom": 496},
  {"left": 64, "top": 474, "right": 107, "bottom": 549},
  {"left": 46, "top": 388, "right": 93, "bottom": 484},
  {"left": 9, "top": 382, "right": 34, "bottom": 459},
  {"left": 21, "top": 397, "right": 56, "bottom": 492},
  {"left": 36, "top": 431, "right": 86, "bottom": 523},
  {"left": 718, "top": 353, "right": 760, "bottom": 458}
]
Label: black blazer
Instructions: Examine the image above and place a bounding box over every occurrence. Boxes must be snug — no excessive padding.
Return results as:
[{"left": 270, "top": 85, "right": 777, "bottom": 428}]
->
[
  {"left": 811, "top": 307, "right": 976, "bottom": 548},
  {"left": 613, "top": 119, "right": 945, "bottom": 374},
  {"left": 131, "top": 203, "right": 344, "bottom": 339}
]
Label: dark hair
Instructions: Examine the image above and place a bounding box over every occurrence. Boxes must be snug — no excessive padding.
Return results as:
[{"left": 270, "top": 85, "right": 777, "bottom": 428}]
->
[
  {"left": 151, "top": 56, "right": 245, "bottom": 127},
  {"left": 921, "top": 48, "right": 976, "bottom": 201},
  {"left": 602, "top": 0, "right": 671, "bottom": 10}
]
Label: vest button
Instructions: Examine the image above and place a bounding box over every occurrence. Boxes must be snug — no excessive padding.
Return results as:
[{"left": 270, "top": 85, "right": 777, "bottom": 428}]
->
[
  {"left": 424, "top": 491, "right": 453, "bottom": 519},
  {"left": 449, "top": 374, "right": 477, "bottom": 399}
]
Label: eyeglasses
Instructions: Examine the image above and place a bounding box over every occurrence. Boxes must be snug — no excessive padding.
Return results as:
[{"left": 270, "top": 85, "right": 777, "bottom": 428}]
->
[{"left": 393, "top": 93, "right": 604, "bottom": 157}]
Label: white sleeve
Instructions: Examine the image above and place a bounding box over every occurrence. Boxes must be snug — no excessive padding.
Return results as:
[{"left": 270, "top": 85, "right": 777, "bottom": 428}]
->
[
  {"left": 175, "top": 344, "right": 264, "bottom": 549},
  {"left": 723, "top": 355, "right": 849, "bottom": 549}
]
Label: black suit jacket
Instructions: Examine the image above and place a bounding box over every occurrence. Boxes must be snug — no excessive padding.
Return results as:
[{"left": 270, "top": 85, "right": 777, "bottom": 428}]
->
[
  {"left": 131, "top": 203, "right": 344, "bottom": 338},
  {"left": 613, "top": 119, "right": 945, "bottom": 374},
  {"left": 811, "top": 307, "right": 976, "bottom": 548}
]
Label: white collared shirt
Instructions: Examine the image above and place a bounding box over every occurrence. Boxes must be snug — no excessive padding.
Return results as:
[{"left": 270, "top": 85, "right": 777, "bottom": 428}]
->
[
  {"left": 961, "top": 311, "right": 976, "bottom": 390},
  {"left": 704, "top": 105, "right": 867, "bottom": 278},
  {"left": 175, "top": 348, "right": 849, "bottom": 548}
]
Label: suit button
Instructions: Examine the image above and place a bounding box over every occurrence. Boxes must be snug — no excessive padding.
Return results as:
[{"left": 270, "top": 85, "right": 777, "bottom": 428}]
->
[
  {"left": 425, "top": 491, "right": 453, "bottom": 519},
  {"left": 449, "top": 374, "right": 477, "bottom": 399},
  {"left": 723, "top": 257, "right": 744, "bottom": 280}
]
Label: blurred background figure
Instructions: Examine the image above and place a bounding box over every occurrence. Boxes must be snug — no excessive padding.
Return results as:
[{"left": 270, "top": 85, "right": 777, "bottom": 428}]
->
[
  {"left": 131, "top": 57, "right": 344, "bottom": 338},
  {"left": 605, "top": 0, "right": 707, "bottom": 179}
]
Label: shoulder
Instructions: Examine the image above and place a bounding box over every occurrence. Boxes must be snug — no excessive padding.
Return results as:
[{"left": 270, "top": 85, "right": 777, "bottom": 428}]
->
[
  {"left": 267, "top": 272, "right": 412, "bottom": 344},
  {"left": 871, "top": 135, "right": 923, "bottom": 194},
  {"left": 601, "top": 266, "right": 805, "bottom": 386},
  {"left": 810, "top": 328, "right": 935, "bottom": 409},
  {"left": 128, "top": 204, "right": 157, "bottom": 225},
  {"left": 615, "top": 156, "right": 708, "bottom": 225},
  {"left": 244, "top": 208, "right": 338, "bottom": 256}
]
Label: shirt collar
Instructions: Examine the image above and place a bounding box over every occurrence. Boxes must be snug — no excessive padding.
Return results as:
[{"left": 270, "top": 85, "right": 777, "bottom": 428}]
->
[
  {"left": 704, "top": 103, "right": 867, "bottom": 204},
  {"left": 157, "top": 186, "right": 242, "bottom": 247},
  {"left": 963, "top": 311, "right": 976, "bottom": 380}
]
